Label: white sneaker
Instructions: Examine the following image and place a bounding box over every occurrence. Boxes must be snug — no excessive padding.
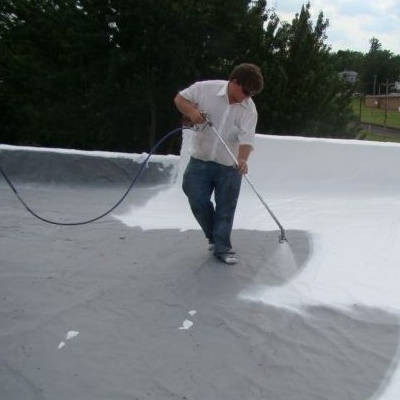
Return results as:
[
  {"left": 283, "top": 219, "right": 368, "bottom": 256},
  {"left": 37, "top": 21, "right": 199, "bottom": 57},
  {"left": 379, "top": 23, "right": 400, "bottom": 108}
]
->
[{"left": 215, "top": 251, "right": 238, "bottom": 265}]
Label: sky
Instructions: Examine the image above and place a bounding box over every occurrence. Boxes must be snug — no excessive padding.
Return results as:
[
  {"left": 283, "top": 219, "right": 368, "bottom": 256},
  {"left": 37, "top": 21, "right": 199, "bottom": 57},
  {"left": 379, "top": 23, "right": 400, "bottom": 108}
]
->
[{"left": 273, "top": 0, "right": 400, "bottom": 55}]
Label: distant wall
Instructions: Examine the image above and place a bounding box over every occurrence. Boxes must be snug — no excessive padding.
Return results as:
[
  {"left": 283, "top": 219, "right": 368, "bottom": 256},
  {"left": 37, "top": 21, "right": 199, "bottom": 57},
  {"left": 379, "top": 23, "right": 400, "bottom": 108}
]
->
[
  {"left": 177, "top": 131, "right": 400, "bottom": 194},
  {"left": 365, "top": 95, "right": 400, "bottom": 111},
  {"left": 0, "top": 145, "right": 179, "bottom": 186},
  {"left": 249, "top": 135, "right": 400, "bottom": 193},
  {"left": 2, "top": 135, "right": 400, "bottom": 195}
]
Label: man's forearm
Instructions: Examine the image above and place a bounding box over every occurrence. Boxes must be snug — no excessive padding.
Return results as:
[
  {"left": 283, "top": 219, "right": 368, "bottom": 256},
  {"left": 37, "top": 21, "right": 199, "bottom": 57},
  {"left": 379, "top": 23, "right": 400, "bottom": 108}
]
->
[
  {"left": 174, "top": 94, "right": 204, "bottom": 124},
  {"left": 238, "top": 144, "right": 253, "bottom": 162}
]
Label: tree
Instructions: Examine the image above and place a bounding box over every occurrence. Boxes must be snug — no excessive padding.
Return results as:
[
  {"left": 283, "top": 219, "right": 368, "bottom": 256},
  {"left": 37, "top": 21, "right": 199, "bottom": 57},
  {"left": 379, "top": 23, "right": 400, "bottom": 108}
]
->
[
  {"left": 330, "top": 50, "right": 364, "bottom": 74},
  {"left": 360, "top": 37, "right": 400, "bottom": 94},
  {"left": 1, "top": 0, "right": 361, "bottom": 151},
  {"left": 257, "top": 2, "right": 356, "bottom": 137},
  {"left": 108, "top": 0, "right": 270, "bottom": 151},
  {"left": 0, "top": 0, "right": 272, "bottom": 152},
  {"left": 0, "top": 0, "right": 116, "bottom": 149}
]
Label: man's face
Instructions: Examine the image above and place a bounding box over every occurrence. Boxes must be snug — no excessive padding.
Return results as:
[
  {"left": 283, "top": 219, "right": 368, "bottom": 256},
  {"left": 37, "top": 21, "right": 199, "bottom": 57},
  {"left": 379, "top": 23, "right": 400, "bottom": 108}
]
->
[{"left": 228, "top": 79, "right": 253, "bottom": 103}]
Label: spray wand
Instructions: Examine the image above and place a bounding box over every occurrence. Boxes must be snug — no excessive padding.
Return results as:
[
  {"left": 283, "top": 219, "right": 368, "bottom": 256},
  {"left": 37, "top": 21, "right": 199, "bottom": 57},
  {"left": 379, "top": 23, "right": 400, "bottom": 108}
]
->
[{"left": 201, "top": 114, "right": 287, "bottom": 243}]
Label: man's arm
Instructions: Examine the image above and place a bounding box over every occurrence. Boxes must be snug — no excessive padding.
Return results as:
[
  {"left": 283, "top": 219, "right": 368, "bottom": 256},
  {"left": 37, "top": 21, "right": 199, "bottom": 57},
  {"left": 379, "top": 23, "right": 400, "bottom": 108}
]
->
[
  {"left": 174, "top": 94, "right": 205, "bottom": 125},
  {"left": 236, "top": 144, "right": 253, "bottom": 174},
  {"left": 238, "top": 144, "right": 252, "bottom": 162}
]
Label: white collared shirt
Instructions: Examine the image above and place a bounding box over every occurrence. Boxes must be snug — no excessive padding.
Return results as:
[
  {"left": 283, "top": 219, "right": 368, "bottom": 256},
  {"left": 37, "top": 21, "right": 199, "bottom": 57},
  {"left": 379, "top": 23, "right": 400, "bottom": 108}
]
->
[{"left": 179, "top": 80, "right": 257, "bottom": 166}]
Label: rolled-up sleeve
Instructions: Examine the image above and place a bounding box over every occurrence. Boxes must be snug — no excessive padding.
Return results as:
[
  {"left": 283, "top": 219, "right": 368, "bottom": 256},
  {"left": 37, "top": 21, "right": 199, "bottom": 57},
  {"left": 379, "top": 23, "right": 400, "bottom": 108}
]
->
[{"left": 238, "top": 109, "right": 258, "bottom": 148}]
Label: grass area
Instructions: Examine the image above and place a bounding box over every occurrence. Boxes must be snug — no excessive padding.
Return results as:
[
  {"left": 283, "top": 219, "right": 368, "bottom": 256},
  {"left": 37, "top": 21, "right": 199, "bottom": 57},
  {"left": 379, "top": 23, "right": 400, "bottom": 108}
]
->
[
  {"left": 357, "top": 129, "right": 400, "bottom": 143},
  {"left": 351, "top": 97, "right": 400, "bottom": 129},
  {"left": 351, "top": 97, "right": 400, "bottom": 143}
]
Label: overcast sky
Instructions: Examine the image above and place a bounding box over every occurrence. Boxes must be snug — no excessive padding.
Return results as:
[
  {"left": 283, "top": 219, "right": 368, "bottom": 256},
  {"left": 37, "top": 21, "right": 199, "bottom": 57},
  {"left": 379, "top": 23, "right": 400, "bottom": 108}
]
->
[{"left": 273, "top": 0, "right": 400, "bottom": 55}]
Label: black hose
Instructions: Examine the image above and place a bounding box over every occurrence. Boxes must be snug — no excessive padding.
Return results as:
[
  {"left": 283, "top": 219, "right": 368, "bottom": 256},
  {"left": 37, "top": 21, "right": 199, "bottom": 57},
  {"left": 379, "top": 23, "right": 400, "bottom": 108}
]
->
[{"left": 0, "top": 126, "right": 183, "bottom": 226}]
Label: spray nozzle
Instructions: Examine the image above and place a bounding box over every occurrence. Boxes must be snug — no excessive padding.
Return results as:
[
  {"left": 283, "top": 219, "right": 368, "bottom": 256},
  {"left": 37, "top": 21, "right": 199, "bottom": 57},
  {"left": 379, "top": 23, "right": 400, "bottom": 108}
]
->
[
  {"left": 200, "top": 112, "right": 212, "bottom": 126},
  {"left": 279, "top": 231, "right": 288, "bottom": 243}
]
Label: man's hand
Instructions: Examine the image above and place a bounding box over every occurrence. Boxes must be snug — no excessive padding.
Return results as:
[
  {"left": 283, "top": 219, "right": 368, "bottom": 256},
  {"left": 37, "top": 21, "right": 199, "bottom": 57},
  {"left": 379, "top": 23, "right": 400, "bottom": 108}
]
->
[
  {"left": 236, "top": 144, "right": 252, "bottom": 174},
  {"left": 188, "top": 108, "right": 206, "bottom": 125},
  {"left": 236, "top": 159, "right": 248, "bottom": 175}
]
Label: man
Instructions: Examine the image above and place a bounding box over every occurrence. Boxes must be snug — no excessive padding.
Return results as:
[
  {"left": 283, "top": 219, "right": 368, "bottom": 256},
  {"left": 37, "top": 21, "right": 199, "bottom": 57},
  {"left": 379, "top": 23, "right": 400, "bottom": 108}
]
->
[{"left": 174, "top": 63, "right": 264, "bottom": 264}]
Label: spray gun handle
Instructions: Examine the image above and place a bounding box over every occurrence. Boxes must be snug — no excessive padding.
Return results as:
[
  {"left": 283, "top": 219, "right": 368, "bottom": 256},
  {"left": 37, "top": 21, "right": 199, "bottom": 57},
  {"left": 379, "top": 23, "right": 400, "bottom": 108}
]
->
[
  {"left": 200, "top": 112, "right": 212, "bottom": 126},
  {"left": 181, "top": 111, "right": 210, "bottom": 129}
]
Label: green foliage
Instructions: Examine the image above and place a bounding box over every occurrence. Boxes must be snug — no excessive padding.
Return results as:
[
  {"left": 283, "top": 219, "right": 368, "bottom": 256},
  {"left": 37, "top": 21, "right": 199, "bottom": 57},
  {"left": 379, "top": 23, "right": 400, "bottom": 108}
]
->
[
  {"left": 257, "top": 3, "right": 356, "bottom": 138},
  {"left": 329, "top": 38, "right": 400, "bottom": 99},
  {"left": 329, "top": 50, "right": 365, "bottom": 74},
  {"left": 360, "top": 39, "right": 400, "bottom": 95},
  {"left": 0, "top": 0, "right": 116, "bottom": 148},
  {"left": 2, "top": 0, "right": 388, "bottom": 152}
]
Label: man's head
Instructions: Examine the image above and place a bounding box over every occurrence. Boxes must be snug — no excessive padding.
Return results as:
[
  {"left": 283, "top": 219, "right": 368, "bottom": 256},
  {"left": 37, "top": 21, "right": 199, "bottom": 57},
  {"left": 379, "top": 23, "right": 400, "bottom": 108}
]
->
[{"left": 229, "top": 63, "right": 264, "bottom": 98}]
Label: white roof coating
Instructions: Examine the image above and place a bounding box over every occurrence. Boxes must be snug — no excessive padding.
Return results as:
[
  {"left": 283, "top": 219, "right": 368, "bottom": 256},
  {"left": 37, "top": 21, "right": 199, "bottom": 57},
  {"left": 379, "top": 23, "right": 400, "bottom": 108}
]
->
[{"left": 1, "top": 131, "right": 400, "bottom": 400}]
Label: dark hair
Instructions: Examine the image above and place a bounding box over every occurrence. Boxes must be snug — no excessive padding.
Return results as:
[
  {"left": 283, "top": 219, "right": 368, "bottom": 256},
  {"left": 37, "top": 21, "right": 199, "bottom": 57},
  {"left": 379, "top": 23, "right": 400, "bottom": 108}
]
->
[{"left": 229, "top": 63, "right": 264, "bottom": 95}]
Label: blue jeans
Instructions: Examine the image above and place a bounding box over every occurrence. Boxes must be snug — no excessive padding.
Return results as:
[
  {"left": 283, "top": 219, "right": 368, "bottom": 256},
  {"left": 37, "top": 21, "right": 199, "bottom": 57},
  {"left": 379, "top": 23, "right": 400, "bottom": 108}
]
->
[{"left": 182, "top": 157, "right": 242, "bottom": 254}]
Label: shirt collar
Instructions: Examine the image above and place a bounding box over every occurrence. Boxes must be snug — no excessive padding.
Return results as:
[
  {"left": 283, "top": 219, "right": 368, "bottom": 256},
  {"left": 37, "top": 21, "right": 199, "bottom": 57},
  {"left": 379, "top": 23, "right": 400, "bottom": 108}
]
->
[{"left": 217, "top": 81, "right": 251, "bottom": 109}]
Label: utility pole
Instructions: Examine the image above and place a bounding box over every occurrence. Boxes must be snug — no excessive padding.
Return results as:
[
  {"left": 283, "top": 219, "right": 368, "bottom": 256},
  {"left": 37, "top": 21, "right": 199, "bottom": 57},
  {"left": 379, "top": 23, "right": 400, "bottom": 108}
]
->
[
  {"left": 380, "top": 78, "right": 391, "bottom": 140},
  {"left": 384, "top": 78, "right": 388, "bottom": 140}
]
